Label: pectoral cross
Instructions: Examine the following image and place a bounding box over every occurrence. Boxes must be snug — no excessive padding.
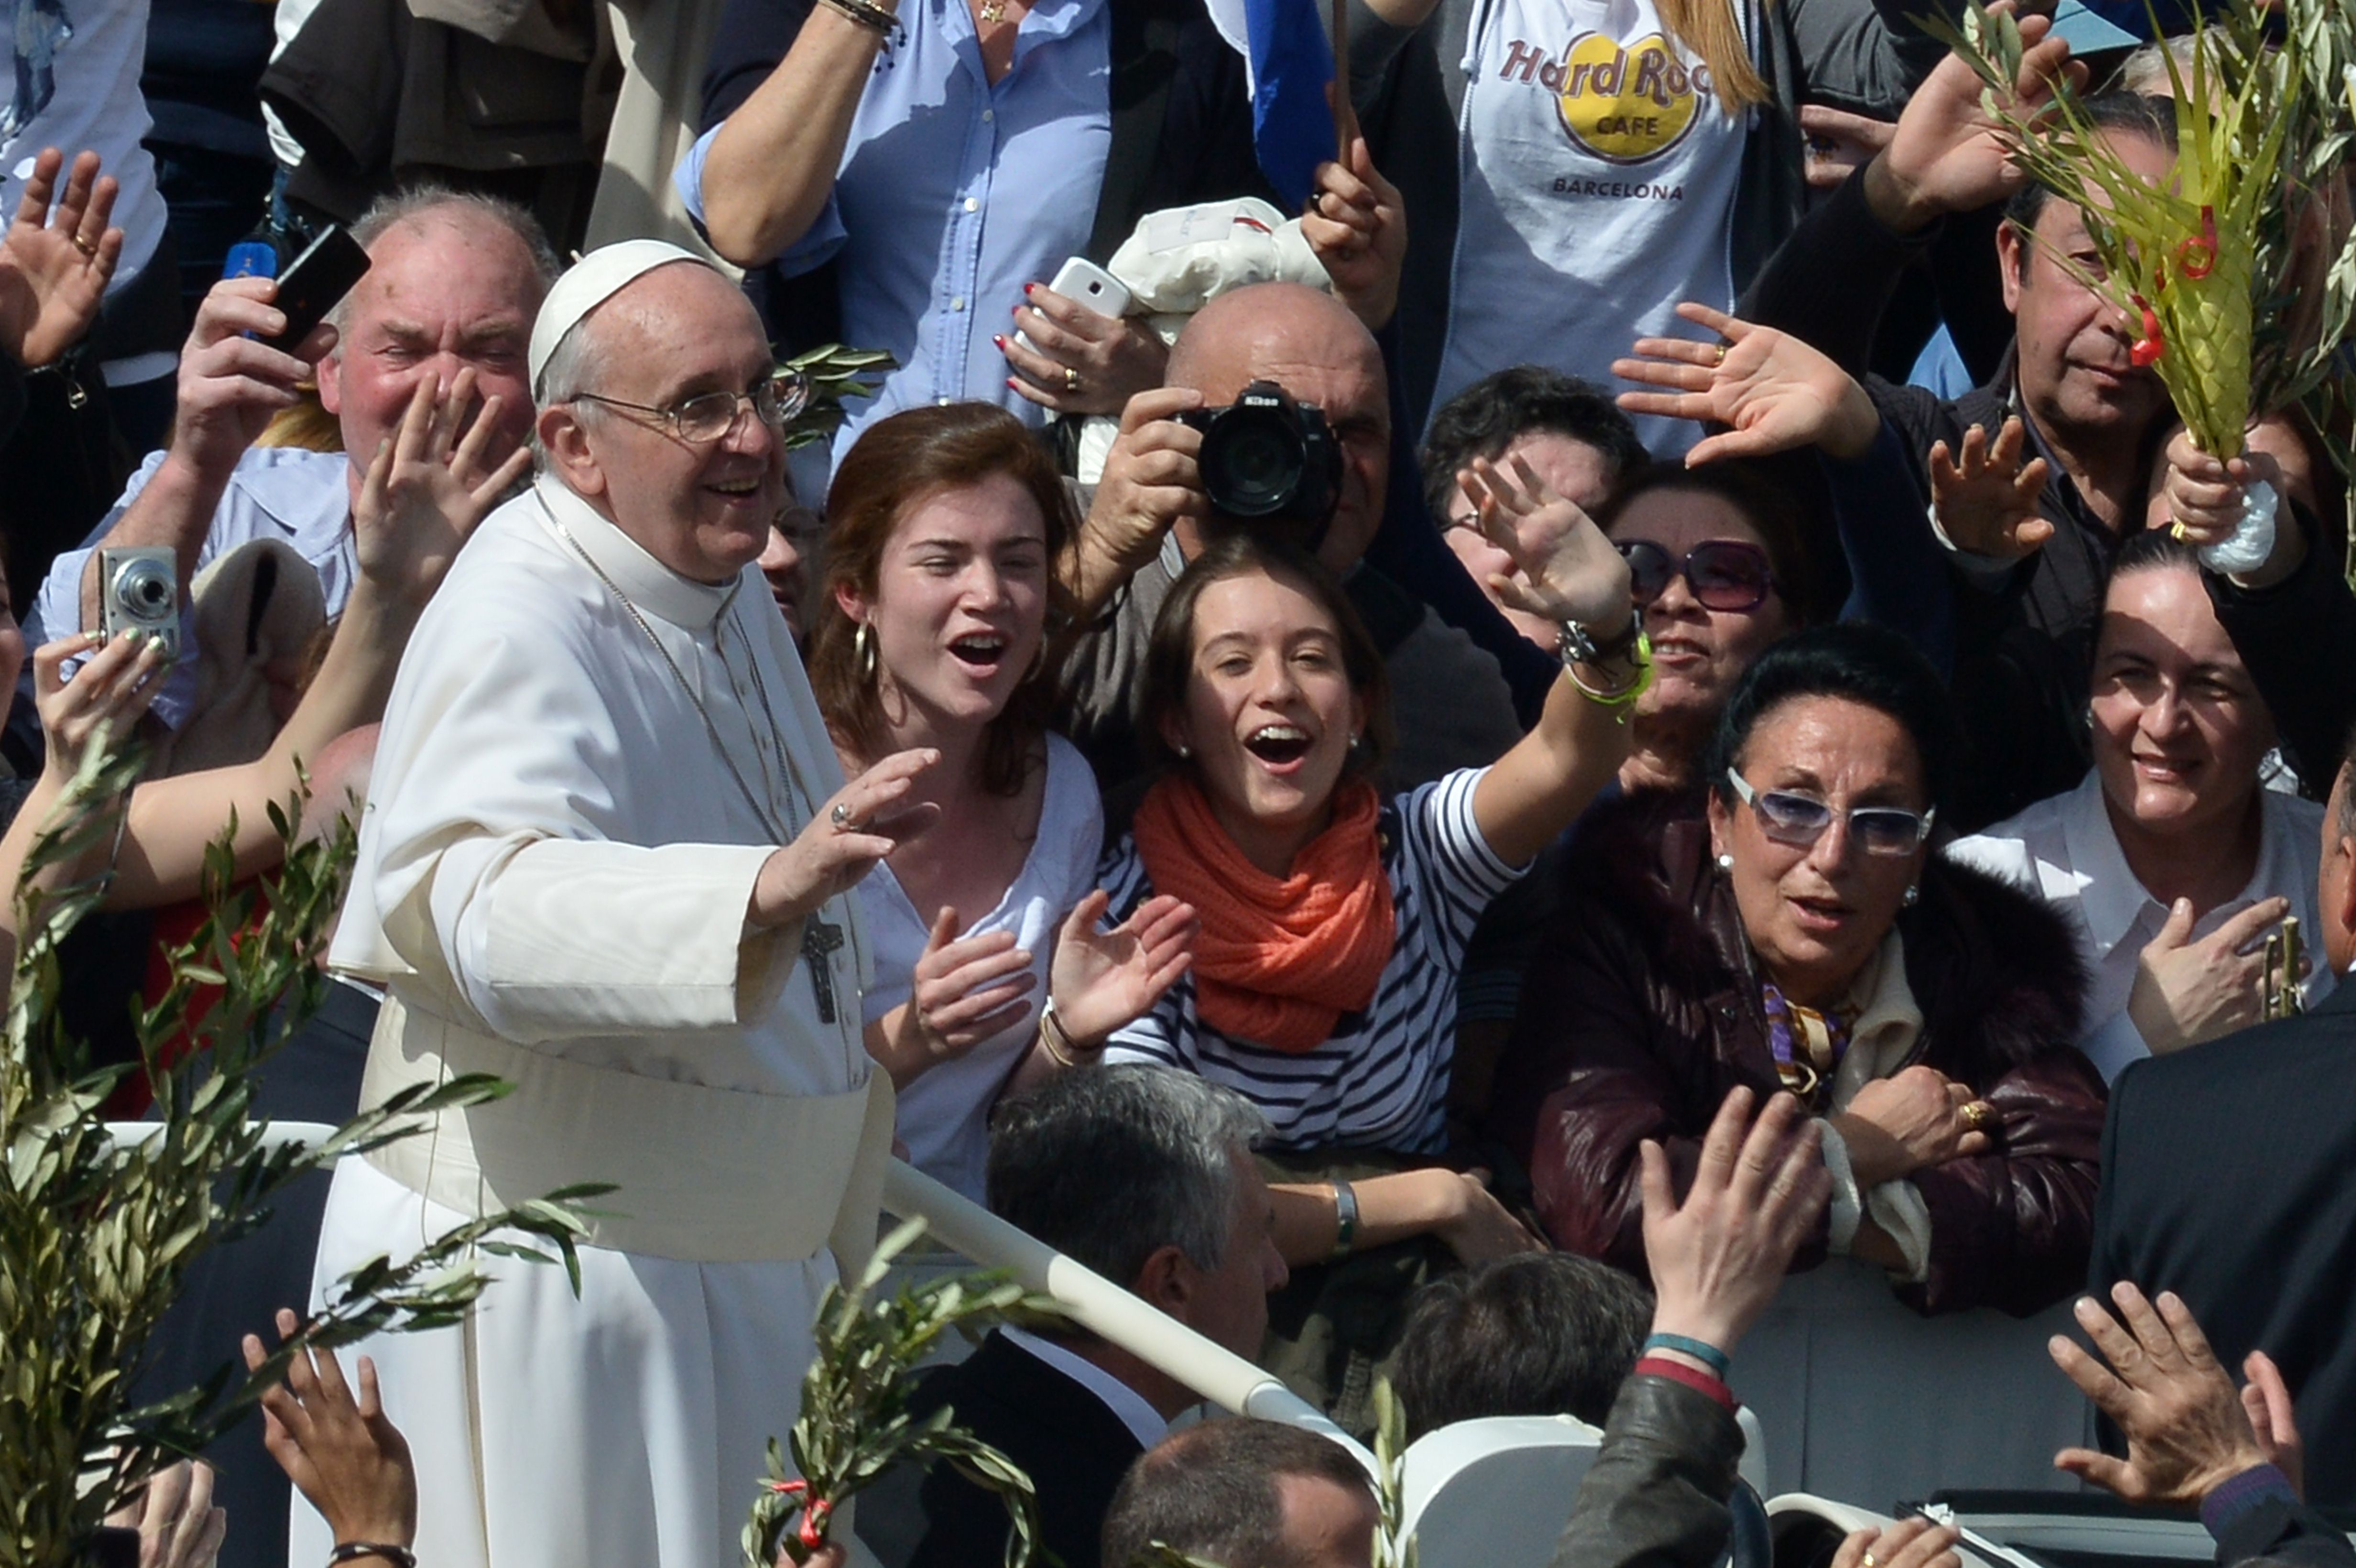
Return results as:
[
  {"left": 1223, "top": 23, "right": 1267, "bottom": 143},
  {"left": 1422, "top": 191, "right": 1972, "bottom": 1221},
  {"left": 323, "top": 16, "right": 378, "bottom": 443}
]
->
[{"left": 803, "top": 917, "right": 846, "bottom": 1024}]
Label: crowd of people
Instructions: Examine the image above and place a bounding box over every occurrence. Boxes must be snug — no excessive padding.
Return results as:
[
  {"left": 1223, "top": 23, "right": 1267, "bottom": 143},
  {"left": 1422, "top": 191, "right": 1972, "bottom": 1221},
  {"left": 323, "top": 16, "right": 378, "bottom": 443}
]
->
[{"left": 2, "top": 0, "right": 2353, "bottom": 1563}]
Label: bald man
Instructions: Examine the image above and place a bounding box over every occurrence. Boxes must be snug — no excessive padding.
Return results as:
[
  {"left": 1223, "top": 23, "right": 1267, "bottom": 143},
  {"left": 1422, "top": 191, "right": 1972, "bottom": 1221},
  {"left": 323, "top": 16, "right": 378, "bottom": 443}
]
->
[
  {"left": 308, "top": 242, "right": 911, "bottom": 1568},
  {"left": 1059, "top": 282, "right": 1522, "bottom": 799}
]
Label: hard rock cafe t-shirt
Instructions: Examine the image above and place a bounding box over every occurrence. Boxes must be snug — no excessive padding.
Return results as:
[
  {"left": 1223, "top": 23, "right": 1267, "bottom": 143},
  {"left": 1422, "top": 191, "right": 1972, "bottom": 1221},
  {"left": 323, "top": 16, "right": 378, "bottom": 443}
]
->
[{"left": 1431, "top": 0, "right": 1751, "bottom": 456}]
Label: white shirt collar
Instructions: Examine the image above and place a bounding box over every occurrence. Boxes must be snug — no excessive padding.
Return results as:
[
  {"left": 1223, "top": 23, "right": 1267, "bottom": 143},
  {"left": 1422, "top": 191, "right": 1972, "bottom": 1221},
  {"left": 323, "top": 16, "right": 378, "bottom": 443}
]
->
[
  {"left": 531, "top": 473, "right": 741, "bottom": 632},
  {"left": 999, "top": 1326, "right": 1170, "bottom": 1451},
  {"left": 2058, "top": 768, "right": 2319, "bottom": 958}
]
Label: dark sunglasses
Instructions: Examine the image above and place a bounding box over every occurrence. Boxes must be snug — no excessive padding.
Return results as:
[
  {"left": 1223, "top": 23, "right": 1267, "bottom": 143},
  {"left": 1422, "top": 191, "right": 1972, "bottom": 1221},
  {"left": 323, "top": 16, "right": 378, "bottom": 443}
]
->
[
  {"left": 1726, "top": 770, "right": 1934, "bottom": 857},
  {"left": 1618, "top": 539, "right": 1778, "bottom": 613}
]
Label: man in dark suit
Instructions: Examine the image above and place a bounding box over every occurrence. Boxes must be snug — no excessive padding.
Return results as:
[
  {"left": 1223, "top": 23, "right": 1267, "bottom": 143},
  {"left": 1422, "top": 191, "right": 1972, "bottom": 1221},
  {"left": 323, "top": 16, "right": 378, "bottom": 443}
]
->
[
  {"left": 2087, "top": 730, "right": 2356, "bottom": 1507},
  {"left": 897, "top": 1066, "right": 1289, "bottom": 1568}
]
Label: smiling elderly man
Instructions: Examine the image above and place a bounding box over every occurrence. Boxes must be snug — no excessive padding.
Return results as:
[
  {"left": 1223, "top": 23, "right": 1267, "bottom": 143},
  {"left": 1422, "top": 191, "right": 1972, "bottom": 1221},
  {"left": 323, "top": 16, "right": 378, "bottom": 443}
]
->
[
  {"left": 31, "top": 187, "right": 556, "bottom": 729},
  {"left": 303, "top": 240, "right": 926, "bottom": 1568}
]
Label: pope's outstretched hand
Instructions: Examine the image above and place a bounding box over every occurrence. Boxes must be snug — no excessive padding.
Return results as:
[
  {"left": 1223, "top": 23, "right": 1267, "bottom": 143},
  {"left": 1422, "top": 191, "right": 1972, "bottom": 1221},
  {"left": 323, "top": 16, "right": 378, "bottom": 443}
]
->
[{"left": 750, "top": 749, "right": 940, "bottom": 931}]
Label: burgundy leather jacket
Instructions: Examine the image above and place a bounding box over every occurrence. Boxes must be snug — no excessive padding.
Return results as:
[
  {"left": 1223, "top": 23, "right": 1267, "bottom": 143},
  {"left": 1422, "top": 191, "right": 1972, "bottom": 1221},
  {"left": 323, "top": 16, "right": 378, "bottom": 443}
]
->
[{"left": 1486, "top": 792, "right": 2105, "bottom": 1318}]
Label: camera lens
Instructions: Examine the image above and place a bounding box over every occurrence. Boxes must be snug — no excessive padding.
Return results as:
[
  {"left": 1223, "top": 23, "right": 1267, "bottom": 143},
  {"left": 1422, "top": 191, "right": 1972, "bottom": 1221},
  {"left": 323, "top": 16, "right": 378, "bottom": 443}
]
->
[
  {"left": 1201, "top": 413, "right": 1304, "bottom": 518},
  {"left": 114, "top": 560, "right": 174, "bottom": 616}
]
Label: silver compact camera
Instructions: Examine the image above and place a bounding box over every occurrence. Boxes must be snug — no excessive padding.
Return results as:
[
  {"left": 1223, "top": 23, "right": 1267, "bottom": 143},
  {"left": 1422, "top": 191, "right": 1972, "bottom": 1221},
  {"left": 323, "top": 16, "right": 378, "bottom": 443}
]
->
[{"left": 99, "top": 546, "right": 181, "bottom": 658}]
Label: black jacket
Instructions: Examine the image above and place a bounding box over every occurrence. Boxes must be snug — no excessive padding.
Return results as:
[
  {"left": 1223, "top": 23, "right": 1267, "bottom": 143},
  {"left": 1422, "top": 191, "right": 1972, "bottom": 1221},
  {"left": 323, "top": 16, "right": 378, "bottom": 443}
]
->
[
  {"left": 904, "top": 1330, "right": 1151, "bottom": 1568},
  {"left": 1549, "top": 1373, "right": 1745, "bottom": 1568},
  {"left": 698, "top": 0, "right": 1275, "bottom": 357},
  {"left": 2089, "top": 981, "right": 2356, "bottom": 1509}
]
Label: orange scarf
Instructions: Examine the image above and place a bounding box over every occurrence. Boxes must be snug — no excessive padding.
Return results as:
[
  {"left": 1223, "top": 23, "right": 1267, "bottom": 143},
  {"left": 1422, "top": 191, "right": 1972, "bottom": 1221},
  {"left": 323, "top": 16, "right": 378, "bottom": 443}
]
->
[{"left": 1130, "top": 774, "right": 1396, "bottom": 1053}]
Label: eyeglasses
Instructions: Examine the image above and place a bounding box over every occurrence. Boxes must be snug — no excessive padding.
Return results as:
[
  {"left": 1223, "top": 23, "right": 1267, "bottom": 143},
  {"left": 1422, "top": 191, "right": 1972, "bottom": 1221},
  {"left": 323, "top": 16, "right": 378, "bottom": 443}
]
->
[
  {"left": 1725, "top": 770, "right": 1934, "bottom": 857},
  {"left": 1619, "top": 539, "right": 1778, "bottom": 613},
  {"left": 574, "top": 369, "right": 811, "bottom": 444}
]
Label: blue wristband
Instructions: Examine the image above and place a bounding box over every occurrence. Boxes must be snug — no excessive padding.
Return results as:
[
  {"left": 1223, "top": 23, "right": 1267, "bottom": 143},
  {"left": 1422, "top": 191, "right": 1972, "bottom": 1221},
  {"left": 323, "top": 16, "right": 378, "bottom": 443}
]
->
[{"left": 1643, "top": 1332, "right": 1731, "bottom": 1379}]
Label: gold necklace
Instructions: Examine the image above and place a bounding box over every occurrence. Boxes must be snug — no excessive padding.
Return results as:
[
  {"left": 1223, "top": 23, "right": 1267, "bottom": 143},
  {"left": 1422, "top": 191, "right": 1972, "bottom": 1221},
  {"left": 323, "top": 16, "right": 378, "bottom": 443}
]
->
[{"left": 978, "top": 0, "right": 1004, "bottom": 22}]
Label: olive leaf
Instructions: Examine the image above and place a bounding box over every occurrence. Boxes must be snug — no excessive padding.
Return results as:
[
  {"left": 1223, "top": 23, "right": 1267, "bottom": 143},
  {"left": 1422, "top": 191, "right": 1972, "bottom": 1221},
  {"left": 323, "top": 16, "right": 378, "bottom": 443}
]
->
[
  {"left": 0, "top": 742, "right": 607, "bottom": 1567},
  {"left": 743, "top": 1218, "right": 1062, "bottom": 1568},
  {"left": 780, "top": 343, "right": 896, "bottom": 451}
]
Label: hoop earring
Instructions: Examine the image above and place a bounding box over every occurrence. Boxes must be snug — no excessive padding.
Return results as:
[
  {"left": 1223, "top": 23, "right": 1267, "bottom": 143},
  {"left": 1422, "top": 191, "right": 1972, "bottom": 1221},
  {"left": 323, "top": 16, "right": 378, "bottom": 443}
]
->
[
  {"left": 1902, "top": 883, "right": 1920, "bottom": 908},
  {"left": 854, "top": 621, "right": 877, "bottom": 685}
]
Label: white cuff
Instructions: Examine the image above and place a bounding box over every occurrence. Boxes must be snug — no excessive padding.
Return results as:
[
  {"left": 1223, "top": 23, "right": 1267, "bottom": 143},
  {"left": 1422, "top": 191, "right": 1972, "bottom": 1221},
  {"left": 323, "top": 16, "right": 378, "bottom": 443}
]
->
[
  {"left": 1818, "top": 1117, "right": 1863, "bottom": 1254},
  {"left": 1927, "top": 498, "right": 2023, "bottom": 584},
  {"left": 1865, "top": 1178, "right": 1934, "bottom": 1284}
]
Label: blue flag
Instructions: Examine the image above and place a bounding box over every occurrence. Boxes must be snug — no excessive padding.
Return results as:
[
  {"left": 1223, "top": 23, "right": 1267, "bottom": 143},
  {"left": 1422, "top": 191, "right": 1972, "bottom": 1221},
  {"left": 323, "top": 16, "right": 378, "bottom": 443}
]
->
[{"left": 1245, "top": 0, "right": 1334, "bottom": 211}]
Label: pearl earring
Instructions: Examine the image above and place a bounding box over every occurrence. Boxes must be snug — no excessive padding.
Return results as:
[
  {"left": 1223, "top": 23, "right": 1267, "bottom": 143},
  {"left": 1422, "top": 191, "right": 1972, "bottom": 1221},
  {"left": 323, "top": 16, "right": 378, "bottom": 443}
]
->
[
  {"left": 1715, "top": 852, "right": 1734, "bottom": 873},
  {"left": 1902, "top": 883, "right": 1920, "bottom": 907},
  {"left": 1176, "top": 743, "right": 1192, "bottom": 760}
]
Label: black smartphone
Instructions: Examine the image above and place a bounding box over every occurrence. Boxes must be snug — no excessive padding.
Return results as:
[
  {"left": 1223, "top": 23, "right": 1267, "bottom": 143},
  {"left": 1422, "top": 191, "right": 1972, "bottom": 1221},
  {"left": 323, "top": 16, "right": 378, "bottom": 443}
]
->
[{"left": 259, "top": 225, "right": 372, "bottom": 352}]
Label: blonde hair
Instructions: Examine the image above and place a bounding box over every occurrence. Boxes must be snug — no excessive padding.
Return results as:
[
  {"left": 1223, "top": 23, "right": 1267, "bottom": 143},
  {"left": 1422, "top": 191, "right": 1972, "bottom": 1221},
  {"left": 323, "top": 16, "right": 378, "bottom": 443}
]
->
[{"left": 1660, "top": 0, "right": 1769, "bottom": 113}]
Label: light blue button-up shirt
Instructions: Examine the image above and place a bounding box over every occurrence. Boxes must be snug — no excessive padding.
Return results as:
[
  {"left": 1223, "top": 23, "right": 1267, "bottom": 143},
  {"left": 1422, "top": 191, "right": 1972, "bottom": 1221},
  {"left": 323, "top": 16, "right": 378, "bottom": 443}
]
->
[
  {"left": 677, "top": 0, "right": 1113, "bottom": 462},
  {"left": 29, "top": 447, "right": 356, "bottom": 729}
]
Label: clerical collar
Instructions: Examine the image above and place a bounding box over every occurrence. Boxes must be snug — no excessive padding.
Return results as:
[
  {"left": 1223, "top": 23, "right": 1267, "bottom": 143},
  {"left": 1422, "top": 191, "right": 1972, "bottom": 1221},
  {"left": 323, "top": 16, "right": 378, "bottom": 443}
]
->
[{"left": 533, "top": 474, "right": 741, "bottom": 632}]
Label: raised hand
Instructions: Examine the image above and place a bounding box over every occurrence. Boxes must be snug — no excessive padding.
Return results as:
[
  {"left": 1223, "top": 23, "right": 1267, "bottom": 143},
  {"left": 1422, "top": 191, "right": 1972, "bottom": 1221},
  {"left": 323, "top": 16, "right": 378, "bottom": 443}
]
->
[
  {"left": 353, "top": 367, "right": 530, "bottom": 610},
  {"left": 2051, "top": 1283, "right": 2272, "bottom": 1505},
  {"left": 168, "top": 275, "right": 338, "bottom": 482},
  {"left": 242, "top": 1307, "right": 418, "bottom": 1553},
  {"left": 1929, "top": 418, "right": 2054, "bottom": 560},
  {"left": 0, "top": 147, "right": 122, "bottom": 368},
  {"left": 1639, "top": 1086, "right": 1832, "bottom": 1357},
  {"left": 1614, "top": 301, "right": 1880, "bottom": 464},
  {"left": 750, "top": 749, "right": 940, "bottom": 930},
  {"left": 1455, "top": 454, "right": 1631, "bottom": 636},
  {"left": 1800, "top": 104, "right": 1896, "bottom": 191},
  {"left": 102, "top": 1459, "right": 227, "bottom": 1568},
  {"left": 1047, "top": 888, "right": 1195, "bottom": 1046},
  {"left": 1867, "top": 2, "right": 2083, "bottom": 232},
  {"left": 1069, "top": 388, "right": 1207, "bottom": 613},
  {"left": 33, "top": 631, "right": 164, "bottom": 786},
  {"left": 2241, "top": 1350, "right": 2304, "bottom": 1498},
  {"left": 877, "top": 905, "right": 1040, "bottom": 1082},
  {"left": 1829, "top": 1063, "right": 1992, "bottom": 1187},
  {"left": 1304, "top": 135, "right": 1407, "bottom": 331},
  {"left": 2125, "top": 896, "right": 2291, "bottom": 1055},
  {"left": 1000, "top": 282, "right": 1169, "bottom": 417}
]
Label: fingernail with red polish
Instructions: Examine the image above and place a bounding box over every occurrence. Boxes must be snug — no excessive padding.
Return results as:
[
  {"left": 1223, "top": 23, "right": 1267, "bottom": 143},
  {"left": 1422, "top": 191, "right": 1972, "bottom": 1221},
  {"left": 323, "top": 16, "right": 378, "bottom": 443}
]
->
[
  {"left": 1006, "top": 378, "right": 1019, "bottom": 391},
  {"left": 1024, "top": 283, "right": 1036, "bottom": 295},
  {"left": 993, "top": 335, "right": 1006, "bottom": 349}
]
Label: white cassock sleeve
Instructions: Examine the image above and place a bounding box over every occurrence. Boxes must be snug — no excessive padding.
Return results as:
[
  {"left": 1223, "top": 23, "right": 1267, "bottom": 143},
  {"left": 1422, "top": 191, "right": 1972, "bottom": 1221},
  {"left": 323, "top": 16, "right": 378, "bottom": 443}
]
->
[{"left": 334, "top": 533, "right": 808, "bottom": 1046}]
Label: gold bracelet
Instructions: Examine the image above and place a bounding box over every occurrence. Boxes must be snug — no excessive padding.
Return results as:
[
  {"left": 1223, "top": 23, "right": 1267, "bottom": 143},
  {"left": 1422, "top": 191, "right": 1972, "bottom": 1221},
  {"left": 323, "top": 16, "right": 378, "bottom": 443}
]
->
[{"left": 1038, "top": 1000, "right": 1101, "bottom": 1068}]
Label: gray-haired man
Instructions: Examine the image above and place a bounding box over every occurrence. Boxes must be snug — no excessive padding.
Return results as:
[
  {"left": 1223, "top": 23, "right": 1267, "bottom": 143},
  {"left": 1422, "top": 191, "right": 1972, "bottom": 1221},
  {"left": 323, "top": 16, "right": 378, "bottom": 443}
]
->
[{"left": 898, "top": 1064, "right": 1289, "bottom": 1568}]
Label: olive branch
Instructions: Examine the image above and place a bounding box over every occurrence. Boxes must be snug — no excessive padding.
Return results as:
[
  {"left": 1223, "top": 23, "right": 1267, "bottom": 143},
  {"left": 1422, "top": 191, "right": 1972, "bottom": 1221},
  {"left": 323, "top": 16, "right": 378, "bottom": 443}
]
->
[
  {"left": 0, "top": 736, "right": 608, "bottom": 1567},
  {"left": 745, "top": 1217, "right": 1059, "bottom": 1567}
]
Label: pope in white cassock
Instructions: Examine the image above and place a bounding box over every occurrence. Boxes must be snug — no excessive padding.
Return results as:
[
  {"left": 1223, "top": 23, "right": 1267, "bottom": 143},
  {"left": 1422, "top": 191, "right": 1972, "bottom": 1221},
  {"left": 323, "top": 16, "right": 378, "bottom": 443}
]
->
[{"left": 303, "top": 240, "right": 936, "bottom": 1568}]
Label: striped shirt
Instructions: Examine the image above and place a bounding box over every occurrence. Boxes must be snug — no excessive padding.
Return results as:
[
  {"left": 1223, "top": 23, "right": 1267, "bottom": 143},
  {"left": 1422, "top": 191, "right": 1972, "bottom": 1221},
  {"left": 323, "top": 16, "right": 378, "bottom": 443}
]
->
[{"left": 1099, "top": 768, "right": 1523, "bottom": 1154}]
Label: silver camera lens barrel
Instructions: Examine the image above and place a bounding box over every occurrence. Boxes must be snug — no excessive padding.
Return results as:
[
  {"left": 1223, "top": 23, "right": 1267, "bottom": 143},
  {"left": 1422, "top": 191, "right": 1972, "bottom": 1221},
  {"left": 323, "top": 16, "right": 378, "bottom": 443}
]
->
[{"left": 112, "top": 558, "right": 176, "bottom": 615}]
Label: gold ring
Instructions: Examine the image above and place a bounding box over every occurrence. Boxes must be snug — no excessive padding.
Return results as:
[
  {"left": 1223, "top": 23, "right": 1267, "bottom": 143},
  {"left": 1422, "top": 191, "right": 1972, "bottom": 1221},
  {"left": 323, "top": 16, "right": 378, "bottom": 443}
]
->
[
  {"left": 70, "top": 235, "right": 97, "bottom": 258},
  {"left": 1063, "top": 366, "right": 1081, "bottom": 394},
  {"left": 1961, "top": 1101, "right": 1991, "bottom": 1131},
  {"left": 1712, "top": 341, "right": 1728, "bottom": 367},
  {"left": 1862, "top": 1555, "right": 1878, "bottom": 1568}
]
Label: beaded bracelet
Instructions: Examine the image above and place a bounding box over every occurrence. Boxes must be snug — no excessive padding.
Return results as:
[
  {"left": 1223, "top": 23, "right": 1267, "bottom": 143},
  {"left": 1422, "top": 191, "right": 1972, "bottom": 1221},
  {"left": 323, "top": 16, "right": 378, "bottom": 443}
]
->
[{"left": 1641, "top": 1331, "right": 1731, "bottom": 1379}]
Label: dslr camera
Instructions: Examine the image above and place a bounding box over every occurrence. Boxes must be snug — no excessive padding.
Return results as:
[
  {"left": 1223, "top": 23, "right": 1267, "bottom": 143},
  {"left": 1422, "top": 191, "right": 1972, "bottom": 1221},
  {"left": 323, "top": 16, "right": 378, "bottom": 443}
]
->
[
  {"left": 99, "top": 546, "right": 181, "bottom": 659},
  {"left": 1178, "top": 380, "right": 1343, "bottom": 538}
]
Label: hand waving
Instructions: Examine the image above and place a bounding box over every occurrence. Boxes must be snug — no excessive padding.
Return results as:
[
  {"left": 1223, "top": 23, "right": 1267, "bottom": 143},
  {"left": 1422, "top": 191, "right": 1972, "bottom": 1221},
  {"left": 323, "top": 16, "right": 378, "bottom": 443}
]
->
[
  {"left": 242, "top": 1307, "right": 418, "bottom": 1552},
  {"left": 0, "top": 148, "right": 122, "bottom": 368},
  {"left": 1455, "top": 455, "right": 1631, "bottom": 635},
  {"left": 1614, "top": 301, "right": 1881, "bottom": 464},
  {"left": 1640, "top": 1086, "right": 1831, "bottom": 1356},
  {"left": 2051, "top": 1284, "right": 2272, "bottom": 1505},
  {"left": 1869, "top": 2, "right": 2083, "bottom": 231},
  {"left": 1929, "top": 418, "right": 2054, "bottom": 560},
  {"left": 750, "top": 749, "right": 941, "bottom": 931},
  {"left": 880, "top": 904, "right": 1040, "bottom": 1081},
  {"left": 353, "top": 368, "right": 531, "bottom": 610},
  {"left": 1048, "top": 888, "right": 1196, "bottom": 1046}
]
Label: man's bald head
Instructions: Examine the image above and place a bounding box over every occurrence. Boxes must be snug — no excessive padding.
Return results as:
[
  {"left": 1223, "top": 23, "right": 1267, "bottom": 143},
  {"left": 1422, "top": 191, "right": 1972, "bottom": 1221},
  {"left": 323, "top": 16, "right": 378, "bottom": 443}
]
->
[
  {"left": 1164, "top": 283, "right": 1391, "bottom": 574},
  {"left": 1167, "top": 283, "right": 1381, "bottom": 405}
]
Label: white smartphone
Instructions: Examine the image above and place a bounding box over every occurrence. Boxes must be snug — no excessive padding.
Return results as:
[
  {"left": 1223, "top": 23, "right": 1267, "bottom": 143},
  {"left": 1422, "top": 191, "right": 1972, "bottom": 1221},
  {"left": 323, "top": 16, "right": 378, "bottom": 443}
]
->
[{"left": 1014, "top": 256, "right": 1132, "bottom": 354}]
